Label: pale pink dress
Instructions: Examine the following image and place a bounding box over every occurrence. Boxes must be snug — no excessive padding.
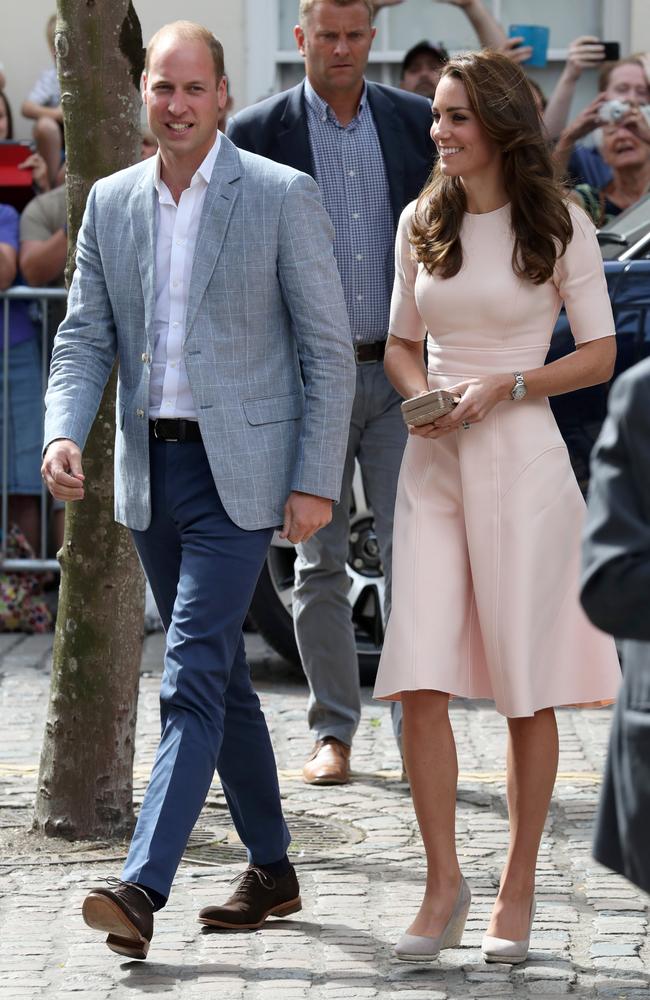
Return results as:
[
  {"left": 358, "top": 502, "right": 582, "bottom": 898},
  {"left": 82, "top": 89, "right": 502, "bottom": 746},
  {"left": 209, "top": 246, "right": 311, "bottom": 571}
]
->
[{"left": 373, "top": 200, "right": 621, "bottom": 717}]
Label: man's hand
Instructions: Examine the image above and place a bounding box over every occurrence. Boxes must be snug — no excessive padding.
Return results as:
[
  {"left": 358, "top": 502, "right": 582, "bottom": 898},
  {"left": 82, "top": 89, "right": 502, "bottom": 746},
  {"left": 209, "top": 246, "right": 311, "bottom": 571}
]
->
[
  {"left": 280, "top": 491, "right": 333, "bottom": 544},
  {"left": 41, "top": 439, "right": 85, "bottom": 502}
]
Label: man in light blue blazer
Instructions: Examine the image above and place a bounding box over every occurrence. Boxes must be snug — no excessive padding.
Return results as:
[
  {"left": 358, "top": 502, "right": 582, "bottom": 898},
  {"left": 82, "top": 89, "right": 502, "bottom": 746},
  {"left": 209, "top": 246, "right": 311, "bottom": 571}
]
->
[{"left": 42, "top": 21, "right": 355, "bottom": 960}]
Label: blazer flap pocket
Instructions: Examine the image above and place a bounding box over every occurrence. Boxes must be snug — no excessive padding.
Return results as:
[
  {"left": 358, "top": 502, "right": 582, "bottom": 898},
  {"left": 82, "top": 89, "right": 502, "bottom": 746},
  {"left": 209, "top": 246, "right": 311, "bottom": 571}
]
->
[{"left": 242, "top": 392, "right": 303, "bottom": 426}]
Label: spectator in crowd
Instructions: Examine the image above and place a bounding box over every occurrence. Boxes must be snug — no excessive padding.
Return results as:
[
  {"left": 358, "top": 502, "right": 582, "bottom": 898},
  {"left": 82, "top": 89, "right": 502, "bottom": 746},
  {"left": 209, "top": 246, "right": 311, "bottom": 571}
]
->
[
  {"left": 0, "top": 90, "right": 50, "bottom": 196},
  {"left": 542, "top": 36, "right": 607, "bottom": 142},
  {"left": 229, "top": 0, "right": 435, "bottom": 785},
  {"left": 570, "top": 105, "right": 650, "bottom": 227},
  {"left": 554, "top": 56, "right": 650, "bottom": 188},
  {"left": 19, "top": 179, "right": 66, "bottom": 554},
  {"left": 0, "top": 202, "right": 43, "bottom": 553},
  {"left": 21, "top": 14, "right": 63, "bottom": 188},
  {"left": 140, "top": 127, "right": 157, "bottom": 160},
  {"left": 379, "top": 0, "right": 508, "bottom": 100},
  {"left": 581, "top": 357, "right": 650, "bottom": 896}
]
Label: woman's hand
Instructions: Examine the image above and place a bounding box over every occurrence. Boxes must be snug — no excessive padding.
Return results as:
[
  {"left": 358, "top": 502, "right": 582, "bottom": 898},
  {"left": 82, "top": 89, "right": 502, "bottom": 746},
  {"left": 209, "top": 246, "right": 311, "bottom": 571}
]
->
[
  {"left": 18, "top": 152, "right": 50, "bottom": 192},
  {"left": 409, "top": 374, "right": 511, "bottom": 438}
]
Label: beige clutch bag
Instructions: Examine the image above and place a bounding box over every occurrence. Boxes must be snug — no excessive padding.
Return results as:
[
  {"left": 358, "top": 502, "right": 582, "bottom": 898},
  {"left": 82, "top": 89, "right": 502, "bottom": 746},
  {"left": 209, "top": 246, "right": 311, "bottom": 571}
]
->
[{"left": 400, "top": 389, "right": 460, "bottom": 427}]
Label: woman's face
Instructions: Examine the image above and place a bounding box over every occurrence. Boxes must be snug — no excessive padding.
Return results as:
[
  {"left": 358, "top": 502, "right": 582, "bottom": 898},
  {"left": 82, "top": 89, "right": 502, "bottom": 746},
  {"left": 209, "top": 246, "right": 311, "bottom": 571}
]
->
[
  {"left": 605, "top": 64, "right": 650, "bottom": 105},
  {"left": 601, "top": 121, "right": 649, "bottom": 172},
  {"left": 0, "top": 96, "right": 9, "bottom": 141},
  {"left": 431, "top": 75, "right": 500, "bottom": 181}
]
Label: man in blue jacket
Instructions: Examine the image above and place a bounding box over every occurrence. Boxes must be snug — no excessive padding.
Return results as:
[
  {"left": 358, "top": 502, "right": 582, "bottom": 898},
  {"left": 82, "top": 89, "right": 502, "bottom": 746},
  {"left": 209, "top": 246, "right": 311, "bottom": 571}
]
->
[{"left": 229, "top": 0, "right": 435, "bottom": 785}]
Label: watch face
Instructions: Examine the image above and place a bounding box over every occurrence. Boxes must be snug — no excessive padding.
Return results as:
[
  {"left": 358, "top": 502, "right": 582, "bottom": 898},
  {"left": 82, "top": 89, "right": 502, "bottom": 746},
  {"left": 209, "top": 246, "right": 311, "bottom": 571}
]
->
[{"left": 512, "top": 385, "right": 527, "bottom": 400}]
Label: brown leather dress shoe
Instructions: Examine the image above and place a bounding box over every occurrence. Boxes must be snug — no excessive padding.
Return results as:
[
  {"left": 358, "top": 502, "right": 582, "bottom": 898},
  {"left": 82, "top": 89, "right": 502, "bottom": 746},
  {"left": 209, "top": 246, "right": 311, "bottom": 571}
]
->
[
  {"left": 82, "top": 878, "right": 154, "bottom": 960},
  {"left": 302, "top": 736, "right": 351, "bottom": 785},
  {"left": 198, "top": 864, "right": 301, "bottom": 930}
]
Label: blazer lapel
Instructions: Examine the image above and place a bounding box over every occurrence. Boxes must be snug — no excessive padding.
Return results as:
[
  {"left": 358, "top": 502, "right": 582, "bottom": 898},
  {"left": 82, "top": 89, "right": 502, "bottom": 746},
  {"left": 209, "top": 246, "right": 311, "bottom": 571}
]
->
[
  {"left": 185, "top": 135, "right": 242, "bottom": 337},
  {"left": 273, "top": 82, "right": 314, "bottom": 177},
  {"left": 367, "top": 83, "right": 406, "bottom": 227},
  {"left": 129, "top": 164, "right": 158, "bottom": 346}
]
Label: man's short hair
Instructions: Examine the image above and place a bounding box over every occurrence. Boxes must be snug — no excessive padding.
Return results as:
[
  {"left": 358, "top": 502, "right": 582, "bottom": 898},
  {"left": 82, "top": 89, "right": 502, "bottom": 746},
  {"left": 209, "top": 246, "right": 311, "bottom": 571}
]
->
[
  {"left": 299, "top": 0, "right": 375, "bottom": 28},
  {"left": 145, "top": 21, "right": 225, "bottom": 84}
]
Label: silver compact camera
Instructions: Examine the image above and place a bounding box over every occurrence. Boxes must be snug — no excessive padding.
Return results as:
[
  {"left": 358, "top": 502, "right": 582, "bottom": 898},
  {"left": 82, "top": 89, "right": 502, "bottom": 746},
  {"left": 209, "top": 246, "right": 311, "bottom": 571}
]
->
[{"left": 599, "top": 99, "right": 630, "bottom": 124}]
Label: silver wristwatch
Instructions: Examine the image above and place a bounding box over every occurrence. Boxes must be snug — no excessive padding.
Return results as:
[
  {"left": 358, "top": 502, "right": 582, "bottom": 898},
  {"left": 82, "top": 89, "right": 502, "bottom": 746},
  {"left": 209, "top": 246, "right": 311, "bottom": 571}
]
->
[{"left": 511, "top": 371, "right": 527, "bottom": 401}]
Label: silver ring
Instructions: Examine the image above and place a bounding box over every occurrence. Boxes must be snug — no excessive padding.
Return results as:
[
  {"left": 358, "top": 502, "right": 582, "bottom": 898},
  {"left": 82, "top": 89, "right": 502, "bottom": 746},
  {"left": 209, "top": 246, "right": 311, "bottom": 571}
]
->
[{"left": 462, "top": 421, "right": 471, "bottom": 430}]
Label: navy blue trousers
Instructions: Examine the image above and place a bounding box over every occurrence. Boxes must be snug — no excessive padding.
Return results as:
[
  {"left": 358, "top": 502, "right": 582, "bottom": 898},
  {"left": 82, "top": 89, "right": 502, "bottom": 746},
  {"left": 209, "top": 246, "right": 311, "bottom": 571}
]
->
[{"left": 121, "top": 436, "right": 290, "bottom": 901}]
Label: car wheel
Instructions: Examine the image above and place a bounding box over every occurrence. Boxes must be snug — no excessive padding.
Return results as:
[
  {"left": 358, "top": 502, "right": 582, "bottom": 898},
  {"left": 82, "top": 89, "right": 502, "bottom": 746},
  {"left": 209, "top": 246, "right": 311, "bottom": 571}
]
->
[{"left": 248, "top": 466, "right": 385, "bottom": 685}]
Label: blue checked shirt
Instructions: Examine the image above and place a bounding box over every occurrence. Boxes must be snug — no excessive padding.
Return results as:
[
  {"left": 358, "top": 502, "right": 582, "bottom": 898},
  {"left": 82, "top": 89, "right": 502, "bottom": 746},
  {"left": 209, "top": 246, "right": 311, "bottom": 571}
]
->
[{"left": 304, "top": 79, "right": 394, "bottom": 344}]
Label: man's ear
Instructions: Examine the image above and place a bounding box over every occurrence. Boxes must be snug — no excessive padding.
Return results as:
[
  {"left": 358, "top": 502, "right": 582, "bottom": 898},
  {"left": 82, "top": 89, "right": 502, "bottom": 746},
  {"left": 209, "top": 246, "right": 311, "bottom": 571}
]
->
[{"left": 294, "top": 24, "right": 306, "bottom": 57}]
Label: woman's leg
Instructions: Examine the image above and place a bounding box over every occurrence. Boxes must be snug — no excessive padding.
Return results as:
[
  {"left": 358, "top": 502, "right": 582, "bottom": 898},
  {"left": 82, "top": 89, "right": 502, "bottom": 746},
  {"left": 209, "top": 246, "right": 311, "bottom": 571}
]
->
[
  {"left": 486, "top": 707, "right": 559, "bottom": 940},
  {"left": 402, "top": 689, "right": 463, "bottom": 937}
]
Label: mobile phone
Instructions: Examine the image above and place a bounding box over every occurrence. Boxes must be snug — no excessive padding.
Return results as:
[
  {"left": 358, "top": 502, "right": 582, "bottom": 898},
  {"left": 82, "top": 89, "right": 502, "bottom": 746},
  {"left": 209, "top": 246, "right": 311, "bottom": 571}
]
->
[{"left": 602, "top": 41, "right": 620, "bottom": 62}]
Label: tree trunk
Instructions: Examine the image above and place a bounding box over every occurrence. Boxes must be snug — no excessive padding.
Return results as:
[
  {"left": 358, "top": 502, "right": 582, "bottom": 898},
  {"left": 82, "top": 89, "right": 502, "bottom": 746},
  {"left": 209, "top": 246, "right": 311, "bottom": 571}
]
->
[{"left": 34, "top": 1, "right": 146, "bottom": 839}]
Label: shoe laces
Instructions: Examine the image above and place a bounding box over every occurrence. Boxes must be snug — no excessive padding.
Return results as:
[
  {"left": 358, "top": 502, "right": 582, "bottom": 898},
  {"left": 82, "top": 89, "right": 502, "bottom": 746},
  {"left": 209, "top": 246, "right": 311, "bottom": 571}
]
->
[
  {"left": 229, "top": 865, "right": 276, "bottom": 896},
  {"left": 102, "top": 876, "right": 154, "bottom": 910}
]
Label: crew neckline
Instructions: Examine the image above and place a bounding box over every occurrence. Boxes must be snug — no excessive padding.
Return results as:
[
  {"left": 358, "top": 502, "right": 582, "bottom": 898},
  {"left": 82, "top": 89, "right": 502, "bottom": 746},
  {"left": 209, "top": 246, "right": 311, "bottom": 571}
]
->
[{"left": 464, "top": 202, "right": 511, "bottom": 218}]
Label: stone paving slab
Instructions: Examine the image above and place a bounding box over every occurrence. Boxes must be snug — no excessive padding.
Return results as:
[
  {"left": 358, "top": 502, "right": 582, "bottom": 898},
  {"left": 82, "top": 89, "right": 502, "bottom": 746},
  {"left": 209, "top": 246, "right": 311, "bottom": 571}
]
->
[{"left": 0, "top": 632, "right": 648, "bottom": 999}]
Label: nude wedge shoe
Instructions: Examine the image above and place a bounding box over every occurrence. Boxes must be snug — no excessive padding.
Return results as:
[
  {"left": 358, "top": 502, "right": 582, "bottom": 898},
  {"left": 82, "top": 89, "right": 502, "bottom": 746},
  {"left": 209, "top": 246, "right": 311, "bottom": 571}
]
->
[
  {"left": 481, "top": 895, "right": 536, "bottom": 964},
  {"left": 394, "top": 876, "right": 471, "bottom": 963}
]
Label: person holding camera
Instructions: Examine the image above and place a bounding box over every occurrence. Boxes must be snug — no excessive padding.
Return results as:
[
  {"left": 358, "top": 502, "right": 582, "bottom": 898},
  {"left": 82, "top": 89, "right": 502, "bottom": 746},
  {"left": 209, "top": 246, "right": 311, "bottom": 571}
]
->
[
  {"left": 554, "top": 56, "right": 650, "bottom": 188},
  {"left": 373, "top": 50, "right": 621, "bottom": 965},
  {"left": 570, "top": 103, "right": 650, "bottom": 227}
]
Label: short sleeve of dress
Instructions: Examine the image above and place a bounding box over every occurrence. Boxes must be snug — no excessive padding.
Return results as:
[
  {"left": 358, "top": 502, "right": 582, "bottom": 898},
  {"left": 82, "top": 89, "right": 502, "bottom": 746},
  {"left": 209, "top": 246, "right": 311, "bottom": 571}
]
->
[
  {"left": 554, "top": 201, "right": 615, "bottom": 345},
  {"left": 388, "top": 201, "right": 426, "bottom": 342}
]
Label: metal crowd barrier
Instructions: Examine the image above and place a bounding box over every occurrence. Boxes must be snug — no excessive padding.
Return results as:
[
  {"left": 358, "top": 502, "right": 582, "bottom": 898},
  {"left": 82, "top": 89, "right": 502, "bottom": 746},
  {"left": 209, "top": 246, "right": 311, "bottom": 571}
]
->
[{"left": 1, "top": 286, "right": 67, "bottom": 573}]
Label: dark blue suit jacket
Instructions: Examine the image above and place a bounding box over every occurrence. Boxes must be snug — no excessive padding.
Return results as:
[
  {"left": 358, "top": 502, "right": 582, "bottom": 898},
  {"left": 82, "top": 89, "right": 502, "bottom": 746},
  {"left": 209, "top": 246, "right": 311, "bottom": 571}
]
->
[{"left": 227, "top": 80, "right": 435, "bottom": 230}]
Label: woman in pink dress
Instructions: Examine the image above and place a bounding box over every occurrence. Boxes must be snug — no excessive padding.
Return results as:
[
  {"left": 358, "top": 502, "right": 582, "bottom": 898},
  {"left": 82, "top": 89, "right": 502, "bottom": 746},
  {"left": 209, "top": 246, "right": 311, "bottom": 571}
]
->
[{"left": 373, "top": 51, "right": 621, "bottom": 964}]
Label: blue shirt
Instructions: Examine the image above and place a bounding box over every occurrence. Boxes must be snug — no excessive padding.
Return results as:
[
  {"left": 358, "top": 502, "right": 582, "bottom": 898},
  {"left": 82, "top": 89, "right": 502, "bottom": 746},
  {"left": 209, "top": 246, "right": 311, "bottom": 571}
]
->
[
  {"left": 0, "top": 205, "right": 37, "bottom": 348},
  {"left": 304, "top": 79, "right": 394, "bottom": 344}
]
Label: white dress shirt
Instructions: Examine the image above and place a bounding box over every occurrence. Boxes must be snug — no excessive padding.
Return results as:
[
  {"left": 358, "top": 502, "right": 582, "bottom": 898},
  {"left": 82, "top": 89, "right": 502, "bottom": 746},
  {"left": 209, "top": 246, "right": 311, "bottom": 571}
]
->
[{"left": 148, "top": 134, "right": 221, "bottom": 420}]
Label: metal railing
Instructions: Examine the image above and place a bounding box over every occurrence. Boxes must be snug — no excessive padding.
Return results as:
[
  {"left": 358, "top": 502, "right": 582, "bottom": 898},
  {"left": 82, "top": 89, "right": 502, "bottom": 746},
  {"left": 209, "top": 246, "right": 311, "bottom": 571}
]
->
[{"left": 1, "top": 286, "right": 67, "bottom": 573}]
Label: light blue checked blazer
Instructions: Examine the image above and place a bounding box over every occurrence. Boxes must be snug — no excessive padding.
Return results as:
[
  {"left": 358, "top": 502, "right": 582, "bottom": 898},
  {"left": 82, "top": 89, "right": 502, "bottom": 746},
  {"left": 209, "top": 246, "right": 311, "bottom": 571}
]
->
[{"left": 44, "top": 136, "right": 356, "bottom": 531}]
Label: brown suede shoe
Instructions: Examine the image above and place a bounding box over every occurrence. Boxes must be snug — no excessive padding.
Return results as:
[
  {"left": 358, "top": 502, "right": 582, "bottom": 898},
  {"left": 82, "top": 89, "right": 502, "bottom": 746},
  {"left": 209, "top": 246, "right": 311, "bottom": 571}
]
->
[
  {"left": 82, "top": 878, "right": 154, "bottom": 960},
  {"left": 198, "top": 864, "right": 301, "bottom": 930},
  {"left": 302, "top": 736, "right": 351, "bottom": 785}
]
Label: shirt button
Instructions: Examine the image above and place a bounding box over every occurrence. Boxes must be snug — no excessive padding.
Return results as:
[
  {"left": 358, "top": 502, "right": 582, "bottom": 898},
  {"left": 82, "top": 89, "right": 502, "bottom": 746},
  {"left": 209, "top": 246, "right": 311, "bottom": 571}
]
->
[
  {"left": 173, "top": 322, "right": 180, "bottom": 328},
  {"left": 356, "top": 253, "right": 363, "bottom": 261},
  {"left": 357, "top": 294, "right": 363, "bottom": 301},
  {"left": 348, "top": 169, "right": 355, "bottom": 177},
  {"left": 136, "top": 408, "right": 144, "bottom": 418},
  {"left": 172, "top": 280, "right": 179, "bottom": 288},
  {"left": 321, "top": 115, "right": 327, "bottom": 123},
  {"left": 176, "top": 239, "right": 185, "bottom": 246},
  {"left": 352, "top": 212, "right": 360, "bottom": 220}
]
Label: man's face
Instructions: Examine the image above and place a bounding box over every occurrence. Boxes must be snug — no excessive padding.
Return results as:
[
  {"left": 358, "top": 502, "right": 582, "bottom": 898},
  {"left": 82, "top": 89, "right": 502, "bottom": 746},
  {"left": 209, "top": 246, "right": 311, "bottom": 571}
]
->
[
  {"left": 143, "top": 36, "right": 227, "bottom": 169},
  {"left": 294, "top": 1, "right": 376, "bottom": 95},
  {"left": 401, "top": 52, "right": 445, "bottom": 100}
]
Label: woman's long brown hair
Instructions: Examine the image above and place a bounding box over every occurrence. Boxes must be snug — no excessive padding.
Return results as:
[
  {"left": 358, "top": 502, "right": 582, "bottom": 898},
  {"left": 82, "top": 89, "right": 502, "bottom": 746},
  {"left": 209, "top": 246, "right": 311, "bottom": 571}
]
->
[{"left": 410, "top": 51, "right": 573, "bottom": 285}]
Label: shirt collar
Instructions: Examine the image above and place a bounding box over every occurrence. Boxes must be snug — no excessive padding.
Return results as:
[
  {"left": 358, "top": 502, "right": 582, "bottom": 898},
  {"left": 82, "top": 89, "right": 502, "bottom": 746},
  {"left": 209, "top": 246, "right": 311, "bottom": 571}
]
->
[
  {"left": 154, "top": 131, "right": 222, "bottom": 204},
  {"left": 304, "top": 77, "right": 367, "bottom": 124}
]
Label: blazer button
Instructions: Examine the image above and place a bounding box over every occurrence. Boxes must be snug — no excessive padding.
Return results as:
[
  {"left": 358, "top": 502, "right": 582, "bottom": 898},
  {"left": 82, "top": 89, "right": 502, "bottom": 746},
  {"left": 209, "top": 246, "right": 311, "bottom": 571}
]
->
[
  {"left": 141, "top": 353, "right": 150, "bottom": 363},
  {"left": 136, "top": 408, "right": 144, "bottom": 418}
]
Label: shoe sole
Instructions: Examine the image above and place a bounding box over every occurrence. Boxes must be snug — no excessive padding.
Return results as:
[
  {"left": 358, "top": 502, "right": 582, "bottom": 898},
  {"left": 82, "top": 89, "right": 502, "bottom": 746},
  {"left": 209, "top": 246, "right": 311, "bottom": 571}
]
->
[
  {"left": 82, "top": 894, "right": 149, "bottom": 960},
  {"left": 303, "top": 775, "right": 350, "bottom": 785},
  {"left": 198, "top": 895, "right": 302, "bottom": 930},
  {"left": 482, "top": 951, "right": 528, "bottom": 964}
]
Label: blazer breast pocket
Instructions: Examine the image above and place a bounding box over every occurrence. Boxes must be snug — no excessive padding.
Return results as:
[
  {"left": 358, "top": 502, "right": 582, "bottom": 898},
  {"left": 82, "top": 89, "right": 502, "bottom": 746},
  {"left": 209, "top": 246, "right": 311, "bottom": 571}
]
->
[{"left": 242, "top": 392, "right": 303, "bottom": 426}]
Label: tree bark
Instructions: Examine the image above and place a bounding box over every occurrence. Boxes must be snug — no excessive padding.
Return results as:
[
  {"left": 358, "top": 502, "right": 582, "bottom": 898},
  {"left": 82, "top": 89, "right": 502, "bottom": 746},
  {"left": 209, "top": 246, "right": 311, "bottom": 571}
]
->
[{"left": 34, "top": 1, "right": 146, "bottom": 839}]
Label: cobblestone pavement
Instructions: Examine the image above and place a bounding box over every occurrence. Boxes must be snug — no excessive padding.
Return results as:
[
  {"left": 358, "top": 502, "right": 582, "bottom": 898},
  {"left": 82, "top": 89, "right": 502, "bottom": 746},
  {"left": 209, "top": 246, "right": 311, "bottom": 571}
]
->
[{"left": 1, "top": 631, "right": 648, "bottom": 1000}]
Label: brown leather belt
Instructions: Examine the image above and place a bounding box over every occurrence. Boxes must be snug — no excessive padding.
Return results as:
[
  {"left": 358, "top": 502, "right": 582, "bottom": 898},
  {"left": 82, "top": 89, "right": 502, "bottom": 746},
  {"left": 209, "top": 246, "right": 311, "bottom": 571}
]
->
[
  {"left": 150, "top": 418, "right": 202, "bottom": 442},
  {"left": 354, "top": 340, "right": 386, "bottom": 364}
]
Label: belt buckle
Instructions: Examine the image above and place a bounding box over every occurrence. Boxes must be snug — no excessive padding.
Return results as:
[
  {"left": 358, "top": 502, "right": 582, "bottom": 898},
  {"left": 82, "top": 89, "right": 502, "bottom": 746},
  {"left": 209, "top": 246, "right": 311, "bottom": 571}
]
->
[
  {"left": 355, "top": 345, "right": 374, "bottom": 365},
  {"left": 153, "top": 419, "right": 178, "bottom": 443}
]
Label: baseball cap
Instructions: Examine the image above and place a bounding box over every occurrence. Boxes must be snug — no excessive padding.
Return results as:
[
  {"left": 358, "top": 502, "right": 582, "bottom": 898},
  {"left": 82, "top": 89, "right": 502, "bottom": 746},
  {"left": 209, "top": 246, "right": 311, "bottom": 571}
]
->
[{"left": 401, "top": 40, "right": 450, "bottom": 78}]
